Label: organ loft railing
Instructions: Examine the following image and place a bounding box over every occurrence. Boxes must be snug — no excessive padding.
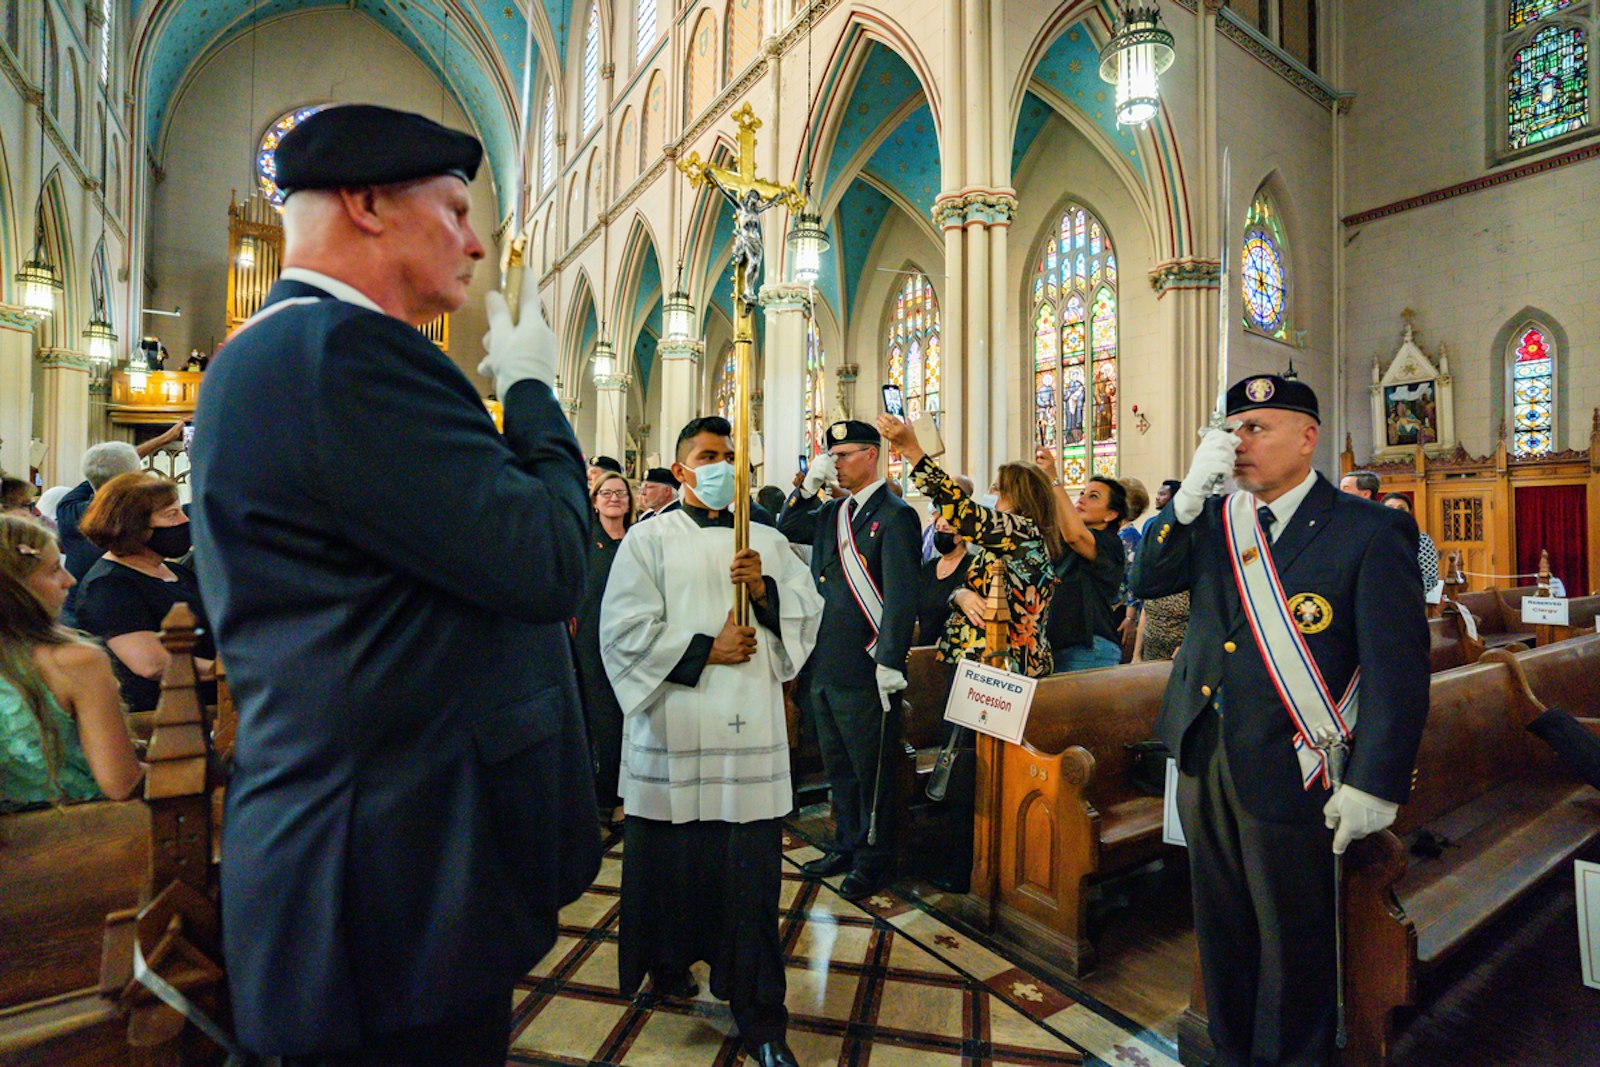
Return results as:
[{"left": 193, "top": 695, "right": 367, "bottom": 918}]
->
[{"left": 226, "top": 191, "right": 449, "bottom": 351}]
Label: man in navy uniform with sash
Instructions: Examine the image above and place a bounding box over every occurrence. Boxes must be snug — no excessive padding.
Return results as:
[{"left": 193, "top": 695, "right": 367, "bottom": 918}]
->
[
  {"left": 191, "top": 105, "right": 600, "bottom": 1065},
  {"left": 1131, "top": 375, "right": 1429, "bottom": 1066},
  {"left": 778, "top": 420, "right": 922, "bottom": 899}
]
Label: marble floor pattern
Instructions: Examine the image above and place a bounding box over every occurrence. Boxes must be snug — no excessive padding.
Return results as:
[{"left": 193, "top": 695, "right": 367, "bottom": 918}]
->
[{"left": 506, "top": 829, "right": 1180, "bottom": 1067}]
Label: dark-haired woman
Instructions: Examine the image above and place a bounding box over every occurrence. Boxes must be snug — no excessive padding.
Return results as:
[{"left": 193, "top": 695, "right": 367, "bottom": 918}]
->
[
  {"left": 576, "top": 472, "right": 635, "bottom": 827},
  {"left": 1, "top": 515, "right": 142, "bottom": 810},
  {"left": 1035, "top": 451, "right": 1126, "bottom": 672}
]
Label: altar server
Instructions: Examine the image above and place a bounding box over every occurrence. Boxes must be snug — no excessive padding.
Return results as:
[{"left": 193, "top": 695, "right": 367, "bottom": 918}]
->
[{"left": 601, "top": 415, "right": 823, "bottom": 1067}]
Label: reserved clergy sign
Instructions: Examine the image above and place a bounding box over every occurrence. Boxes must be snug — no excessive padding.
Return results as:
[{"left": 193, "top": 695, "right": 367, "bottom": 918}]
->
[
  {"left": 1522, "top": 596, "right": 1571, "bottom": 626},
  {"left": 943, "top": 659, "right": 1038, "bottom": 744}
]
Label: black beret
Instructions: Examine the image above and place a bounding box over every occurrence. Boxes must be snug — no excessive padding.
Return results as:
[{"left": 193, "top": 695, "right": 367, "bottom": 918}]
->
[
  {"left": 1225, "top": 374, "right": 1320, "bottom": 423},
  {"left": 588, "top": 455, "right": 624, "bottom": 474},
  {"left": 823, "top": 420, "right": 881, "bottom": 448},
  {"left": 274, "top": 105, "right": 482, "bottom": 196},
  {"left": 644, "top": 466, "right": 679, "bottom": 487}
]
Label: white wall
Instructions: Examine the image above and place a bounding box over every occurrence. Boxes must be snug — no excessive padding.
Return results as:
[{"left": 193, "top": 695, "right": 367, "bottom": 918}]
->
[{"left": 148, "top": 9, "right": 499, "bottom": 384}]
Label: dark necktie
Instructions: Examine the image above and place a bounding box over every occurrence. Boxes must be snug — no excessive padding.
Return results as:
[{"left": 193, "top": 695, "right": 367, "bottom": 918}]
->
[
  {"left": 1258, "top": 505, "right": 1277, "bottom": 542},
  {"left": 848, "top": 498, "right": 858, "bottom": 521}
]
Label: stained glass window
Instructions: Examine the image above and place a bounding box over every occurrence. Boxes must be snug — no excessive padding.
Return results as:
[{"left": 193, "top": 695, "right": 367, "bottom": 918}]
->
[
  {"left": 98, "top": 0, "right": 112, "bottom": 84},
  {"left": 1510, "top": 0, "right": 1574, "bottom": 29},
  {"left": 582, "top": 3, "right": 601, "bottom": 134},
  {"left": 1032, "top": 204, "right": 1118, "bottom": 487},
  {"left": 1511, "top": 325, "right": 1556, "bottom": 456},
  {"left": 1507, "top": 23, "right": 1589, "bottom": 148},
  {"left": 636, "top": 0, "right": 657, "bottom": 65},
  {"left": 804, "top": 320, "right": 827, "bottom": 457},
  {"left": 686, "top": 11, "right": 719, "bottom": 120},
  {"left": 540, "top": 84, "right": 556, "bottom": 194},
  {"left": 714, "top": 345, "right": 737, "bottom": 418},
  {"left": 1242, "top": 187, "right": 1290, "bottom": 340},
  {"left": 884, "top": 273, "right": 941, "bottom": 485},
  {"left": 641, "top": 71, "right": 664, "bottom": 172},
  {"left": 258, "top": 104, "right": 330, "bottom": 205}
]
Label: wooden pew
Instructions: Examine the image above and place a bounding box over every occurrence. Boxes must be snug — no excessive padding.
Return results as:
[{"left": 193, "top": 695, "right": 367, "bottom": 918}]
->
[
  {"left": 1450, "top": 585, "right": 1537, "bottom": 648},
  {"left": 1502, "top": 630, "right": 1600, "bottom": 722},
  {"left": 1529, "top": 594, "right": 1600, "bottom": 648},
  {"left": 0, "top": 606, "right": 231, "bottom": 1065},
  {"left": 1426, "top": 605, "right": 1484, "bottom": 673}
]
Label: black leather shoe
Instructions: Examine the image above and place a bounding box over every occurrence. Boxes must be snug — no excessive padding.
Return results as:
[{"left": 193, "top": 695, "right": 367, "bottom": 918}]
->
[
  {"left": 837, "top": 869, "right": 891, "bottom": 902},
  {"left": 652, "top": 968, "right": 699, "bottom": 1000},
  {"left": 800, "top": 852, "right": 853, "bottom": 878},
  {"left": 745, "top": 1038, "right": 799, "bottom": 1067}
]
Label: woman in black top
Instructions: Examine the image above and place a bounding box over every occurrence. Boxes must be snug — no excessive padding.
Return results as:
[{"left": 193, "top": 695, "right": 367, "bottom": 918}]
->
[
  {"left": 74, "top": 472, "right": 215, "bottom": 712},
  {"left": 1034, "top": 451, "right": 1127, "bottom": 672},
  {"left": 916, "top": 517, "right": 971, "bottom": 645},
  {"left": 575, "top": 472, "right": 635, "bottom": 826}
]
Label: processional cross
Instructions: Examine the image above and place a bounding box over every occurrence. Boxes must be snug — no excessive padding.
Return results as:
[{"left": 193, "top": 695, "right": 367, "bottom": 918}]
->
[{"left": 678, "top": 104, "right": 804, "bottom": 625}]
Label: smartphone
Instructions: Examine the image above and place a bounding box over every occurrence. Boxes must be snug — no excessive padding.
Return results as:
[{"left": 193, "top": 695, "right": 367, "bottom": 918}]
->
[
  {"left": 882, "top": 384, "right": 906, "bottom": 417},
  {"left": 798, "top": 453, "right": 809, "bottom": 474},
  {"left": 182, "top": 422, "right": 196, "bottom": 452}
]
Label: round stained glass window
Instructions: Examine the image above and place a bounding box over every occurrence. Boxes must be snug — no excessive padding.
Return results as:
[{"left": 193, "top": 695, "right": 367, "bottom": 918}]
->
[
  {"left": 1242, "top": 234, "right": 1286, "bottom": 334},
  {"left": 257, "top": 105, "right": 330, "bottom": 206}
]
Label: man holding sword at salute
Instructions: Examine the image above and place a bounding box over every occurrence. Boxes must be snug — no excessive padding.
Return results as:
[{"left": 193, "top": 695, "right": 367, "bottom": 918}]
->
[{"left": 1130, "top": 374, "right": 1429, "bottom": 1066}]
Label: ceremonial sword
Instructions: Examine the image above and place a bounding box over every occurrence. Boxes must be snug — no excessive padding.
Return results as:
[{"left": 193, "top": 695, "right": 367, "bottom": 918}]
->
[
  {"left": 500, "top": 0, "right": 539, "bottom": 325},
  {"left": 1310, "top": 730, "right": 1351, "bottom": 1050},
  {"left": 1201, "top": 148, "right": 1232, "bottom": 495}
]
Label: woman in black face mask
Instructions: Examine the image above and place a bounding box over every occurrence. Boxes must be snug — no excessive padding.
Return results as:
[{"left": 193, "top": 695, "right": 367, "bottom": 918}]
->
[
  {"left": 75, "top": 472, "right": 216, "bottom": 713},
  {"left": 915, "top": 516, "right": 971, "bottom": 646}
]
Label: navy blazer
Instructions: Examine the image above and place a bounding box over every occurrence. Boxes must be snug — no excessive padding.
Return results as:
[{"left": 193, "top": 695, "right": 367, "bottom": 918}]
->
[
  {"left": 777, "top": 484, "right": 922, "bottom": 687},
  {"left": 1130, "top": 474, "right": 1430, "bottom": 821},
  {"left": 191, "top": 279, "right": 600, "bottom": 1054}
]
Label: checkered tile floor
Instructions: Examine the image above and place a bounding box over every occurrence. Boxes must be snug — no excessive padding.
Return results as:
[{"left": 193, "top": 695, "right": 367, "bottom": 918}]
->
[{"left": 505, "top": 829, "right": 1179, "bottom": 1067}]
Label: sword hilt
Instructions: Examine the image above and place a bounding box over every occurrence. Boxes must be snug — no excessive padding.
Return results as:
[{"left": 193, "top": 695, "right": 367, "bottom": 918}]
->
[{"left": 1200, "top": 408, "right": 1231, "bottom": 496}]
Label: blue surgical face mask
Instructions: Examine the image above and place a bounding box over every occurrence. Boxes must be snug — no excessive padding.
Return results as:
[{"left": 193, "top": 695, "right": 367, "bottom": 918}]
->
[
  {"left": 688, "top": 460, "right": 737, "bottom": 511},
  {"left": 977, "top": 492, "right": 1000, "bottom": 510}
]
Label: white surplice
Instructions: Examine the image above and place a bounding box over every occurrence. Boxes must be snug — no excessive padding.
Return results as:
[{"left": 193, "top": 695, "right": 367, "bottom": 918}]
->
[{"left": 600, "top": 509, "right": 823, "bottom": 823}]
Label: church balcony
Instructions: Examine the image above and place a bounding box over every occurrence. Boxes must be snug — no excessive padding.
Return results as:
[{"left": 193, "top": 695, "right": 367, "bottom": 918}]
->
[{"left": 108, "top": 371, "right": 203, "bottom": 424}]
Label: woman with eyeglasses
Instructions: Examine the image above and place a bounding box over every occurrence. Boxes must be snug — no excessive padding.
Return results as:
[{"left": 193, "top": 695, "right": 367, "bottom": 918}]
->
[{"left": 575, "top": 472, "right": 637, "bottom": 827}]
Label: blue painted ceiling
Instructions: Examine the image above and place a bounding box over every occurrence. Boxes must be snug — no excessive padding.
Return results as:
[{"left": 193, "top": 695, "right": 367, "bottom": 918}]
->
[
  {"left": 835, "top": 179, "right": 889, "bottom": 324},
  {"left": 1027, "top": 22, "right": 1143, "bottom": 180},
  {"left": 137, "top": 0, "right": 578, "bottom": 212}
]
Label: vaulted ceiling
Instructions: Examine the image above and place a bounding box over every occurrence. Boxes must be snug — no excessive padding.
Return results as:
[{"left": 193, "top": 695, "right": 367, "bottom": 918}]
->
[{"left": 133, "top": 0, "right": 580, "bottom": 213}]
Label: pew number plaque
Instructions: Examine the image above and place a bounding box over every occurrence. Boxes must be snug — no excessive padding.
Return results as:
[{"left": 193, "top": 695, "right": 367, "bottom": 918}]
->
[{"left": 943, "top": 659, "right": 1038, "bottom": 745}]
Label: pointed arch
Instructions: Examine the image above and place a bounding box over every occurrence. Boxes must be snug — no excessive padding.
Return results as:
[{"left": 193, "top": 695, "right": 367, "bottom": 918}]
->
[
  {"left": 684, "top": 8, "right": 720, "bottom": 125},
  {"left": 880, "top": 267, "right": 942, "bottom": 485},
  {"left": 612, "top": 213, "right": 663, "bottom": 340},
  {"left": 564, "top": 267, "right": 600, "bottom": 382},
  {"left": 614, "top": 106, "right": 637, "bottom": 199},
  {"left": 43, "top": 10, "right": 60, "bottom": 118},
  {"left": 33, "top": 168, "right": 78, "bottom": 348},
  {"left": 680, "top": 133, "right": 741, "bottom": 319},
  {"left": 1242, "top": 173, "right": 1296, "bottom": 343},
  {"left": 69, "top": 52, "right": 83, "bottom": 153},
  {"left": 580, "top": 0, "right": 603, "bottom": 135},
  {"left": 1491, "top": 307, "right": 1569, "bottom": 457},
  {"left": 584, "top": 148, "right": 605, "bottom": 231},
  {"left": 540, "top": 80, "right": 559, "bottom": 196},
  {"left": 640, "top": 69, "right": 665, "bottom": 174},
  {"left": 724, "top": 0, "right": 762, "bottom": 83}
]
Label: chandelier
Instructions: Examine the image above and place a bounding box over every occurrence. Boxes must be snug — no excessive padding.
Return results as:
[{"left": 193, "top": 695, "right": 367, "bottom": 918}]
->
[
  {"left": 663, "top": 260, "right": 695, "bottom": 342},
  {"left": 591, "top": 333, "right": 616, "bottom": 381},
  {"left": 1098, "top": 3, "right": 1176, "bottom": 128},
  {"left": 787, "top": 177, "right": 829, "bottom": 284}
]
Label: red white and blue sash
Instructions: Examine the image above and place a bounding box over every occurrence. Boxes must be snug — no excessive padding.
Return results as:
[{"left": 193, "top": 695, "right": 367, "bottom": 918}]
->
[
  {"left": 1223, "top": 491, "right": 1357, "bottom": 789},
  {"left": 836, "top": 499, "right": 883, "bottom": 655}
]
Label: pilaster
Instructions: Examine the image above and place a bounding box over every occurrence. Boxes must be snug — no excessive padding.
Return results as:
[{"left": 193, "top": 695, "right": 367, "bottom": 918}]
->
[
  {"left": 594, "top": 373, "right": 630, "bottom": 462},
  {"left": 759, "top": 282, "right": 811, "bottom": 473},
  {"left": 0, "top": 313, "right": 37, "bottom": 478},
  {"left": 656, "top": 337, "right": 704, "bottom": 446},
  {"left": 36, "top": 349, "right": 92, "bottom": 486}
]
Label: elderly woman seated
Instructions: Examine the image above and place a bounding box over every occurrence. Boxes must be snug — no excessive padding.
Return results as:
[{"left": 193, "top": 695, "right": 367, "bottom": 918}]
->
[{"left": 74, "top": 473, "right": 215, "bottom": 714}]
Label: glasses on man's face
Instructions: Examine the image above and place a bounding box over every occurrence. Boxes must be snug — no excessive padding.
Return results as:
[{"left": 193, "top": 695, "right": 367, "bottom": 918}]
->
[{"left": 596, "top": 490, "right": 630, "bottom": 501}]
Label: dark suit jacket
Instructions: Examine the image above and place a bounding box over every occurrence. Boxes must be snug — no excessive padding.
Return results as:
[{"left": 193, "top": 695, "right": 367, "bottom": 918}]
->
[
  {"left": 191, "top": 278, "right": 600, "bottom": 1054},
  {"left": 1130, "top": 473, "right": 1429, "bottom": 821},
  {"left": 55, "top": 479, "right": 96, "bottom": 623},
  {"left": 777, "top": 484, "right": 922, "bottom": 687}
]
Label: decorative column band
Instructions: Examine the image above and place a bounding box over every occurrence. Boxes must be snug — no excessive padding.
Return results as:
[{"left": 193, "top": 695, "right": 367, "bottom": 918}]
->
[
  {"left": 594, "top": 373, "right": 632, "bottom": 391},
  {"left": 559, "top": 397, "right": 581, "bottom": 415},
  {"left": 1148, "top": 257, "right": 1222, "bottom": 296},
  {"left": 657, "top": 338, "right": 704, "bottom": 363},
  {"left": 758, "top": 282, "right": 812, "bottom": 313},
  {"left": 37, "top": 349, "right": 93, "bottom": 371},
  {"left": 0, "top": 304, "right": 44, "bottom": 332},
  {"left": 932, "top": 189, "right": 1019, "bottom": 230}
]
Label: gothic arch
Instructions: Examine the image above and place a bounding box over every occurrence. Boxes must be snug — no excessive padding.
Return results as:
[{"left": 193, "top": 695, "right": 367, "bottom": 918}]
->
[
  {"left": 1490, "top": 307, "right": 1571, "bottom": 453},
  {"left": 611, "top": 212, "right": 663, "bottom": 343}
]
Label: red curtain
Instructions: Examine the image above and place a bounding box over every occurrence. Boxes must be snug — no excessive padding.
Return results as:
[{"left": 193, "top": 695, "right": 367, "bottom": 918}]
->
[{"left": 1515, "top": 485, "right": 1589, "bottom": 595}]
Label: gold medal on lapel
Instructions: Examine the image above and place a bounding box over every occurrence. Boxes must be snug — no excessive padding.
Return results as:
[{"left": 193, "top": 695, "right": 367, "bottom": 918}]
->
[
  {"left": 1287, "top": 593, "right": 1333, "bottom": 634},
  {"left": 1241, "top": 547, "right": 1260, "bottom": 565}
]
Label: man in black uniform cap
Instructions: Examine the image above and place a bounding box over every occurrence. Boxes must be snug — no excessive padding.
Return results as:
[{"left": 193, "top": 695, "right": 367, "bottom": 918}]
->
[
  {"left": 777, "top": 420, "right": 922, "bottom": 899},
  {"left": 1131, "top": 375, "right": 1429, "bottom": 1066},
  {"left": 637, "top": 466, "right": 679, "bottom": 520},
  {"left": 191, "top": 104, "right": 600, "bottom": 1064}
]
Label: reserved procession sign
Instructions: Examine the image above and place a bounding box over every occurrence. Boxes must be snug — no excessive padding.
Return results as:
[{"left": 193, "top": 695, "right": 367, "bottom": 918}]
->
[
  {"left": 1522, "top": 596, "right": 1571, "bottom": 626},
  {"left": 943, "top": 659, "right": 1038, "bottom": 745}
]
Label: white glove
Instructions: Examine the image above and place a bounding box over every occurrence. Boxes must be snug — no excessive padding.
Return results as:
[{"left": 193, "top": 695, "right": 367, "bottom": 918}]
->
[
  {"left": 478, "top": 270, "right": 559, "bottom": 398},
  {"left": 1172, "top": 427, "right": 1242, "bottom": 523},
  {"left": 875, "top": 665, "right": 908, "bottom": 706},
  {"left": 802, "top": 452, "right": 836, "bottom": 497},
  {"left": 1323, "top": 784, "right": 1398, "bottom": 855}
]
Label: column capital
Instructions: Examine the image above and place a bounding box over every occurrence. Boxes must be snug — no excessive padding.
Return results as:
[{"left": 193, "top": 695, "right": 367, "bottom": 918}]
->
[
  {"left": 758, "top": 282, "right": 812, "bottom": 312},
  {"left": 594, "top": 373, "right": 632, "bottom": 392},
  {"left": 0, "top": 305, "right": 43, "bottom": 332},
  {"left": 657, "top": 338, "right": 704, "bottom": 362},
  {"left": 835, "top": 362, "right": 860, "bottom": 383},
  {"left": 559, "top": 396, "right": 582, "bottom": 415},
  {"left": 933, "top": 187, "right": 1019, "bottom": 230},
  {"left": 37, "top": 348, "right": 92, "bottom": 371},
  {"left": 1148, "top": 257, "right": 1222, "bottom": 297}
]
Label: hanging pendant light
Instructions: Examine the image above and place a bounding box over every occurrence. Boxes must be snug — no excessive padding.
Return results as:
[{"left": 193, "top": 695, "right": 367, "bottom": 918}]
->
[
  {"left": 1098, "top": 3, "right": 1176, "bottom": 128},
  {"left": 83, "top": 316, "right": 117, "bottom": 364},
  {"left": 591, "top": 326, "right": 616, "bottom": 381},
  {"left": 787, "top": 178, "right": 830, "bottom": 284},
  {"left": 17, "top": 248, "right": 61, "bottom": 317},
  {"left": 663, "top": 260, "right": 695, "bottom": 341}
]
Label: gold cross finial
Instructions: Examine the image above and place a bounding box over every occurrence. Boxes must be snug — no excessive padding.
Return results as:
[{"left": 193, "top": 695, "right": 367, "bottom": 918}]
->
[{"left": 677, "top": 103, "right": 805, "bottom": 212}]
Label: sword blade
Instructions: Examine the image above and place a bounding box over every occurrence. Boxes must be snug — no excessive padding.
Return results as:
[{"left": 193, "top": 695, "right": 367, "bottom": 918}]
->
[{"left": 1215, "top": 147, "right": 1231, "bottom": 425}]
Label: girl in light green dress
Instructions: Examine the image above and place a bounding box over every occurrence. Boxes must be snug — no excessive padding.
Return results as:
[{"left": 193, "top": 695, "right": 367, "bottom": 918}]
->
[{"left": 0, "top": 515, "right": 142, "bottom": 811}]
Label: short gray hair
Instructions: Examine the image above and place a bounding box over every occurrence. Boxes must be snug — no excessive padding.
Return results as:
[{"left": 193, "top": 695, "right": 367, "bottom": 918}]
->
[{"left": 82, "top": 442, "right": 141, "bottom": 489}]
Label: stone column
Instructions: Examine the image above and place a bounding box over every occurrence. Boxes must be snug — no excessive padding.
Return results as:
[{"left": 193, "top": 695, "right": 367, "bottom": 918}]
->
[
  {"left": 0, "top": 311, "right": 36, "bottom": 478},
  {"left": 759, "top": 282, "right": 810, "bottom": 475},
  {"left": 559, "top": 394, "right": 581, "bottom": 431},
  {"left": 1150, "top": 262, "right": 1221, "bottom": 475},
  {"left": 36, "top": 349, "right": 92, "bottom": 487},
  {"left": 593, "top": 372, "right": 630, "bottom": 461},
  {"left": 656, "top": 337, "right": 703, "bottom": 444}
]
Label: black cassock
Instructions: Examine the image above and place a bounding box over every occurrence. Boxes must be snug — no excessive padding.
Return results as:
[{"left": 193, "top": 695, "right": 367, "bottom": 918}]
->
[{"left": 575, "top": 522, "right": 626, "bottom": 811}]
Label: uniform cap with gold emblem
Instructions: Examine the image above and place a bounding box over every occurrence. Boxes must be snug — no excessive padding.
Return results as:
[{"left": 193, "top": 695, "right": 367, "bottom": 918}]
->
[
  {"left": 825, "top": 420, "right": 881, "bottom": 449},
  {"left": 273, "top": 105, "right": 483, "bottom": 198},
  {"left": 1225, "top": 374, "right": 1320, "bottom": 423}
]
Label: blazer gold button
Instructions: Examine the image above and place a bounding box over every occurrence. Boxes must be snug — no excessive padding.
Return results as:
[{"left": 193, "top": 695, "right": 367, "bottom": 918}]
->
[
  {"left": 1224, "top": 641, "right": 1236, "bottom": 653},
  {"left": 1201, "top": 684, "right": 1213, "bottom": 697}
]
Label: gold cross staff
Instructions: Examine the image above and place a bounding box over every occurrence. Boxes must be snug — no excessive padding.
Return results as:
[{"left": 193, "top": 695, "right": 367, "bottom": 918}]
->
[{"left": 677, "top": 104, "right": 803, "bottom": 625}]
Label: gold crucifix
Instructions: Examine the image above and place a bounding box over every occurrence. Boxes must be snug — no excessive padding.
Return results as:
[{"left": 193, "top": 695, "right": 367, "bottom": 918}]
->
[{"left": 677, "top": 104, "right": 803, "bottom": 624}]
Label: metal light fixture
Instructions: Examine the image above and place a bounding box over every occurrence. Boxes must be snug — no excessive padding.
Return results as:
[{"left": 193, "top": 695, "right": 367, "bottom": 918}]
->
[
  {"left": 787, "top": 179, "right": 829, "bottom": 284},
  {"left": 1098, "top": 3, "right": 1175, "bottom": 128},
  {"left": 237, "top": 235, "right": 257, "bottom": 269},
  {"left": 591, "top": 334, "right": 616, "bottom": 381},
  {"left": 83, "top": 317, "right": 116, "bottom": 363},
  {"left": 17, "top": 250, "right": 61, "bottom": 317},
  {"left": 662, "top": 282, "right": 695, "bottom": 342}
]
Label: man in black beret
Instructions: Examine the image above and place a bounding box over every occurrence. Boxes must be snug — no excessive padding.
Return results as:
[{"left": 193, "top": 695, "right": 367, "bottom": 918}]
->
[
  {"left": 1131, "top": 374, "right": 1429, "bottom": 1066},
  {"left": 636, "top": 466, "right": 680, "bottom": 521},
  {"left": 191, "top": 104, "right": 599, "bottom": 1064},
  {"left": 777, "top": 419, "right": 923, "bottom": 899}
]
